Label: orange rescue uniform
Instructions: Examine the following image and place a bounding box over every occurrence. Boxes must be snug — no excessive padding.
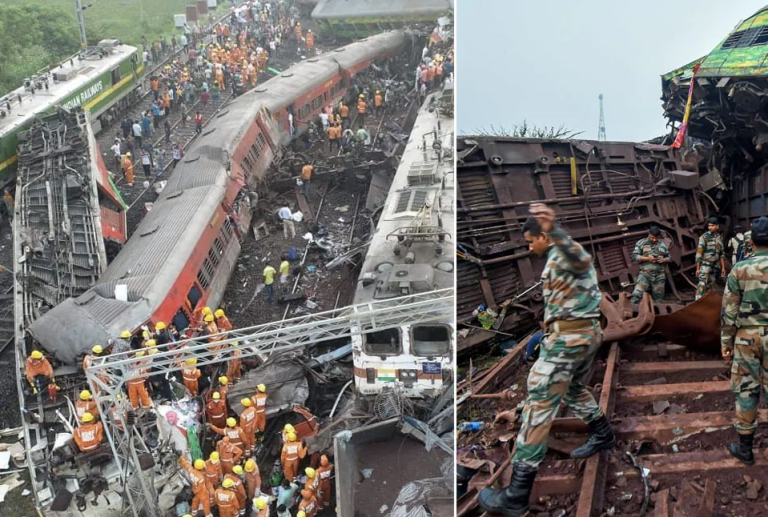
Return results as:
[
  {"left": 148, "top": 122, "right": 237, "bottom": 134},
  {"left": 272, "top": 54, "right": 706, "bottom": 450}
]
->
[
  {"left": 206, "top": 398, "right": 228, "bottom": 428},
  {"left": 205, "top": 459, "right": 223, "bottom": 489},
  {"left": 245, "top": 467, "right": 261, "bottom": 499},
  {"left": 126, "top": 368, "right": 151, "bottom": 409},
  {"left": 212, "top": 424, "right": 248, "bottom": 452},
  {"left": 299, "top": 494, "right": 318, "bottom": 517},
  {"left": 217, "top": 439, "right": 244, "bottom": 474},
  {"left": 252, "top": 392, "right": 267, "bottom": 432},
  {"left": 240, "top": 405, "right": 257, "bottom": 452},
  {"left": 281, "top": 440, "right": 307, "bottom": 481},
  {"left": 25, "top": 356, "right": 53, "bottom": 384},
  {"left": 75, "top": 399, "right": 99, "bottom": 421},
  {"left": 73, "top": 422, "right": 104, "bottom": 452},
  {"left": 223, "top": 473, "right": 247, "bottom": 510},
  {"left": 214, "top": 487, "right": 239, "bottom": 517},
  {"left": 182, "top": 366, "right": 201, "bottom": 396},
  {"left": 317, "top": 463, "right": 334, "bottom": 508}
]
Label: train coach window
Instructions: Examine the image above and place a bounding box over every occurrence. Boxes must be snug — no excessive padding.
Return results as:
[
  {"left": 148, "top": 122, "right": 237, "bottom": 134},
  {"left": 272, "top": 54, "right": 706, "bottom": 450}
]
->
[
  {"left": 208, "top": 247, "right": 221, "bottom": 268},
  {"left": 312, "top": 96, "right": 324, "bottom": 110},
  {"left": 111, "top": 68, "right": 121, "bottom": 86},
  {"left": 187, "top": 285, "right": 201, "bottom": 309},
  {"left": 411, "top": 325, "right": 451, "bottom": 357},
  {"left": 221, "top": 217, "right": 234, "bottom": 243},
  {"left": 172, "top": 309, "right": 190, "bottom": 332},
  {"left": 363, "top": 328, "right": 402, "bottom": 356},
  {"left": 297, "top": 103, "right": 311, "bottom": 120}
]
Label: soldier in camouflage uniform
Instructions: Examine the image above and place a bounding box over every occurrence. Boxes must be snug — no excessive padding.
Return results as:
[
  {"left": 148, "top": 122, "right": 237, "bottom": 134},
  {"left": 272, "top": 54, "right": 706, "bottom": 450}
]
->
[
  {"left": 695, "top": 217, "right": 725, "bottom": 300},
  {"left": 721, "top": 217, "right": 768, "bottom": 465},
  {"left": 741, "top": 229, "right": 755, "bottom": 261},
  {"left": 630, "top": 226, "right": 670, "bottom": 304},
  {"left": 479, "top": 204, "right": 615, "bottom": 517}
]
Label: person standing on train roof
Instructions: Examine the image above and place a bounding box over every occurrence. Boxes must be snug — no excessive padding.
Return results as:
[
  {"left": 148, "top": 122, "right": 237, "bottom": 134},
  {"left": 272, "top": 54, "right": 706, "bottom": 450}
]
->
[
  {"left": 263, "top": 264, "right": 277, "bottom": 303},
  {"left": 478, "top": 203, "right": 614, "bottom": 517},
  {"left": 278, "top": 206, "right": 296, "bottom": 239}
]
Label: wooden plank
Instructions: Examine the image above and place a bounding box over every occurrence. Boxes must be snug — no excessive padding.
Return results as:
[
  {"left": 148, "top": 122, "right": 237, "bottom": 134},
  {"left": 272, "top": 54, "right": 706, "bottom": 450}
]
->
[
  {"left": 612, "top": 447, "right": 768, "bottom": 477},
  {"left": 617, "top": 381, "right": 729, "bottom": 403},
  {"left": 654, "top": 489, "right": 670, "bottom": 517},
  {"left": 619, "top": 361, "right": 726, "bottom": 374}
]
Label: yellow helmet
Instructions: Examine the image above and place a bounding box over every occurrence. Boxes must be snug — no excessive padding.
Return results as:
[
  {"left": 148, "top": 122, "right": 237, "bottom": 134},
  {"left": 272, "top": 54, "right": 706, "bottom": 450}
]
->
[
  {"left": 121, "top": 330, "right": 131, "bottom": 338},
  {"left": 245, "top": 459, "right": 256, "bottom": 472},
  {"left": 213, "top": 391, "right": 221, "bottom": 400},
  {"left": 210, "top": 451, "right": 220, "bottom": 462},
  {"left": 142, "top": 331, "right": 149, "bottom": 339},
  {"left": 305, "top": 467, "right": 316, "bottom": 478},
  {"left": 257, "top": 384, "right": 266, "bottom": 393},
  {"left": 126, "top": 152, "right": 132, "bottom": 157},
  {"left": 185, "top": 358, "right": 197, "bottom": 365},
  {"left": 202, "top": 307, "right": 212, "bottom": 316},
  {"left": 284, "top": 424, "right": 295, "bottom": 432},
  {"left": 215, "top": 309, "right": 225, "bottom": 318},
  {"left": 227, "top": 417, "right": 237, "bottom": 427},
  {"left": 241, "top": 398, "right": 252, "bottom": 407},
  {"left": 30, "top": 350, "right": 43, "bottom": 360},
  {"left": 204, "top": 314, "right": 214, "bottom": 323},
  {"left": 222, "top": 478, "right": 235, "bottom": 489},
  {"left": 297, "top": 512, "right": 306, "bottom": 517},
  {"left": 233, "top": 465, "right": 244, "bottom": 475},
  {"left": 80, "top": 390, "right": 92, "bottom": 401},
  {"left": 155, "top": 321, "right": 166, "bottom": 330},
  {"left": 287, "top": 432, "right": 297, "bottom": 442},
  {"left": 219, "top": 376, "right": 229, "bottom": 385},
  {"left": 148, "top": 349, "right": 158, "bottom": 355},
  {"left": 255, "top": 498, "right": 267, "bottom": 510},
  {"left": 194, "top": 459, "right": 205, "bottom": 470},
  {"left": 92, "top": 345, "right": 103, "bottom": 355},
  {"left": 135, "top": 351, "right": 145, "bottom": 358},
  {"left": 146, "top": 339, "right": 156, "bottom": 347},
  {"left": 81, "top": 412, "right": 95, "bottom": 423},
  {"left": 182, "top": 515, "right": 193, "bottom": 517}
]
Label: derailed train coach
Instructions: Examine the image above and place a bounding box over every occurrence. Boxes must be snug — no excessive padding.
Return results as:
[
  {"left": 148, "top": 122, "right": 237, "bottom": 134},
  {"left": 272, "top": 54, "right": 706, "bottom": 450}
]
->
[
  {"left": 23, "top": 30, "right": 416, "bottom": 366},
  {"left": 456, "top": 137, "right": 714, "bottom": 352}
]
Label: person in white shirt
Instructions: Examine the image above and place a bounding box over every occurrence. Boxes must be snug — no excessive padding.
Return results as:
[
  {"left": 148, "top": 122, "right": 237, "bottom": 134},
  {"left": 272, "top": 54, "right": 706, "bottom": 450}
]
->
[
  {"left": 111, "top": 139, "right": 122, "bottom": 171},
  {"left": 278, "top": 206, "right": 295, "bottom": 239},
  {"left": 319, "top": 111, "right": 329, "bottom": 131}
]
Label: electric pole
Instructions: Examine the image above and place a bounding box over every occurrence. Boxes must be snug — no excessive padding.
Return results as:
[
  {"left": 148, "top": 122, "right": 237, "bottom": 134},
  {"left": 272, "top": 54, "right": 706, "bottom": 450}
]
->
[
  {"left": 598, "top": 93, "right": 607, "bottom": 141},
  {"left": 75, "top": 0, "right": 88, "bottom": 48}
]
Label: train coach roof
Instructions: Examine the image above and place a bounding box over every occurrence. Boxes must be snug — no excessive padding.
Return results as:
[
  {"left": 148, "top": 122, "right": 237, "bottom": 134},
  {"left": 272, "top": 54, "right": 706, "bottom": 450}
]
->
[
  {"left": 28, "top": 155, "right": 227, "bottom": 363},
  {"left": 312, "top": 0, "right": 453, "bottom": 19}
]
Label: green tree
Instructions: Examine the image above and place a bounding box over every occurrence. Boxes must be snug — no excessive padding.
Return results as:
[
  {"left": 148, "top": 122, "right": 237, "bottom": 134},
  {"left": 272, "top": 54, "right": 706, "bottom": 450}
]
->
[
  {"left": 474, "top": 120, "right": 584, "bottom": 139},
  {"left": 0, "top": 4, "right": 81, "bottom": 96}
]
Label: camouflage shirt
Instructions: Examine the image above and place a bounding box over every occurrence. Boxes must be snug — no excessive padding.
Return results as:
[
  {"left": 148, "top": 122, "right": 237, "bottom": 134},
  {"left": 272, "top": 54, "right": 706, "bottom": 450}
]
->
[
  {"left": 632, "top": 237, "right": 670, "bottom": 275},
  {"left": 695, "top": 231, "right": 724, "bottom": 265},
  {"left": 742, "top": 231, "right": 755, "bottom": 260},
  {"left": 721, "top": 250, "right": 768, "bottom": 350},
  {"left": 541, "top": 225, "right": 602, "bottom": 326}
]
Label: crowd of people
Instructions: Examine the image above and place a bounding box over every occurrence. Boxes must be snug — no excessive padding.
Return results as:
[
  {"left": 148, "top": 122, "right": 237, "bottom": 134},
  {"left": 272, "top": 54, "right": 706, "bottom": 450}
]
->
[{"left": 26, "top": 301, "right": 334, "bottom": 516}]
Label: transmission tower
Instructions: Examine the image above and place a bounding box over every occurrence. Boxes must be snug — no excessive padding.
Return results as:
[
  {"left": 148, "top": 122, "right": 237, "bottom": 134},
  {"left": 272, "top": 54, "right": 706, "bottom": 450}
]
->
[{"left": 598, "top": 93, "right": 607, "bottom": 141}]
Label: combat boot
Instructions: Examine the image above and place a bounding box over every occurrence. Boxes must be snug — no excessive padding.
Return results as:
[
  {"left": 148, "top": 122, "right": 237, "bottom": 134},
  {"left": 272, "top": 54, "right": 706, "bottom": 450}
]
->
[
  {"left": 571, "top": 414, "right": 616, "bottom": 459},
  {"left": 477, "top": 463, "right": 537, "bottom": 517},
  {"left": 728, "top": 433, "right": 755, "bottom": 465}
]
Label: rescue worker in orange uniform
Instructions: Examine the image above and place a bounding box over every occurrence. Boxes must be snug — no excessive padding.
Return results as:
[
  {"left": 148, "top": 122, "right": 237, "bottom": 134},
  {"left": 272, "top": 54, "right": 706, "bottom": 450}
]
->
[
  {"left": 206, "top": 391, "right": 228, "bottom": 428},
  {"left": 356, "top": 95, "right": 366, "bottom": 128},
  {"left": 218, "top": 375, "right": 231, "bottom": 401},
  {"left": 244, "top": 459, "right": 261, "bottom": 499},
  {"left": 217, "top": 436, "right": 244, "bottom": 474},
  {"left": 254, "top": 497, "right": 269, "bottom": 517},
  {"left": 306, "top": 30, "right": 314, "bottom": 51},
  {"left": 215, "top": 308, "right": 233, "bottom": 332},
  {"left": 73, "top": 412, "right": 104, "bottom": 452},
  {"left": 215, "top": 478, "right": 240, "bottom": 517},
  {"left": 182, "top": 357, "right": 202, "bottom": 396},
  {"left": 298, "top": 489, "right": 318, "bottom": 517},
  {"left": 225, "top": 465, "right": 247, "bottom": 515},
  {"left": 203, "top": 313, "right": 223, "bottom": 349},
  {"left": 316, "top": 455, "right": 334, "bottom": 508},
  {"left": 126, "top": 351, "right": 152, "bottom": 409},
  {"left": 281, "top": 431, "right": 307, "bottom": 481},
  {"left": 281, "top": 424, "right": 295, "bottom": 444},
  {"left": 294, "top": 22, "right": 302, "bottom": 43},
  {"left": 240, "top": 397, "right": 257, "bottom": 454},
  {"left": 76, "top": 390, "right": 99, "bottom": 421},
  {"left": 123, "top": 152, "right": 134, "bottom": 186},
  {"left": 179, "top": 455, "right": 214, "bottom": 517},
  {"left": 339, "top": 102, "right": 350, "bottom": 129},
  {"left": 212, "top": 417, "right": 248, "bottom": 453},
  {"left": 252, "top": 384, "right": 268, "bottom": 436},
  {"left": 82, "top": 345, "right": 103, "bottom": 374},
  {"left": 303, "top": 467, "right": 319, "bottom": 496},
  {"left": 373, "top": 91, "right": 383, "bottom": 117},
  {"left": 25, "top": 350, "right": 55, "bottom": 395},
  {"left": 205, "top": 451, "right": 223, "bottom": 490},
  {"left": 227, "top": 342, "right": 242, "bottom": 381}
]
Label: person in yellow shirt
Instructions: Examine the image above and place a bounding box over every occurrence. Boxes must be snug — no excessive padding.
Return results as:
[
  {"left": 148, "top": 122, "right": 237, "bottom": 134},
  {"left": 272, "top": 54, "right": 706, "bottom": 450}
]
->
[
  {"left": 279, "top": 254, "right": 290, "bottom": 285},
  {"left": 263, "top": 264, "right": 277, "bottom": 303}
]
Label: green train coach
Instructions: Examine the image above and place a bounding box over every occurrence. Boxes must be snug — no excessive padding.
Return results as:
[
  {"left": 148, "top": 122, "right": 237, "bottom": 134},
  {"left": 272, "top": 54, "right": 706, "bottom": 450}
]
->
[
  {"left": 311, "top": 0, "right": 453, "bottom": 38},
  {"left": 0, "top": 40, "right": 142, "bottom": 188},
  {"left": 661, "top": 5, "right": 768, "bottom": 144}
]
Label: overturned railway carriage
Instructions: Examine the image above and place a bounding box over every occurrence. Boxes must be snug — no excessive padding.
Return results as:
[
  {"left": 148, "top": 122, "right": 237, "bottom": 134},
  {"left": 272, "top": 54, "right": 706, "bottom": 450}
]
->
[
  {"left": 352, "top": 86, "right": 454, "bottom": 399},
  {"left": 456, "top": 137, "right": 713, "bottom": 352},
  {"left": 24, "top": 30, "right": 414, "bottom": 364},
  {"left": 0, "top": 41, "right": 141, "bottom": 186},
  {"left": 312, "top": 0, "right": 453, "bottom": 38}
]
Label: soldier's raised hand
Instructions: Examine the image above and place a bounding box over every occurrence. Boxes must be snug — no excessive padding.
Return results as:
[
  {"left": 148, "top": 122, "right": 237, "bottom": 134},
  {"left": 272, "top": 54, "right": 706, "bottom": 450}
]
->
[{"left": 529, "top": 203, "right": 556, "bottom": 233}]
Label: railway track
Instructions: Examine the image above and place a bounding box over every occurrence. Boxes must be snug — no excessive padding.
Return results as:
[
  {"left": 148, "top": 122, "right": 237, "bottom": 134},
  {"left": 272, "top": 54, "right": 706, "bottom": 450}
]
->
[{"left": 458, "top": 335, "right": 768, "bottom": 517}]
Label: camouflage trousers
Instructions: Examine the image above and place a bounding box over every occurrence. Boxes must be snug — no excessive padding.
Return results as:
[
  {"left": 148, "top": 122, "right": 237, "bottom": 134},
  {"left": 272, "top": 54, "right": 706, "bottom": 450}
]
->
[
  {"left": 512, "top": 323, "right": 604, "bottom": 467},
  {"left": 730, "top": 327, "right": 768, "bottom": 435},
  {"left": 695, "top": 263, "right": 717, "bottom": 300},
  {"left": 631, "top": 272, "right": 665, "bottom": 304}
]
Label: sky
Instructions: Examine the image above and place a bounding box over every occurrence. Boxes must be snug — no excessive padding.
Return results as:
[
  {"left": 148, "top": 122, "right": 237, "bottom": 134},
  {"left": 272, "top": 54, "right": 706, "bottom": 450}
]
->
[{"left": 456, "top": 0, "right": 768, "bottom": 141}]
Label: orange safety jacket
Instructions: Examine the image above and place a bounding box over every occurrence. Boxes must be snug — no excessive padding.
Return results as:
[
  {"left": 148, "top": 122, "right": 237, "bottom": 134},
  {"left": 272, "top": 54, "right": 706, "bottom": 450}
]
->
[{"left": 74, "top": 422, "right": 104, "bottom": 452}]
